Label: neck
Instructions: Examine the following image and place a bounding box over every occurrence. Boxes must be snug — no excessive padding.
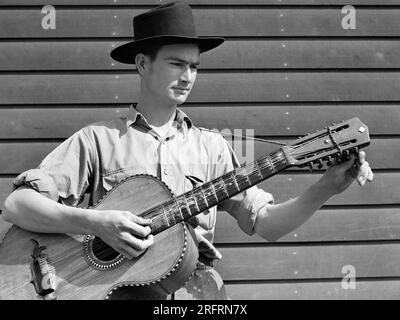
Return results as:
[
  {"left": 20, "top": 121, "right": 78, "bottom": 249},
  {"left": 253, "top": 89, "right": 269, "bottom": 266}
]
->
[
  {"left": 143, "top": 148, "right": 291, "bottom": 235},
  {"left": 136, "top": 87, "right": 177, "bottom": 127}
]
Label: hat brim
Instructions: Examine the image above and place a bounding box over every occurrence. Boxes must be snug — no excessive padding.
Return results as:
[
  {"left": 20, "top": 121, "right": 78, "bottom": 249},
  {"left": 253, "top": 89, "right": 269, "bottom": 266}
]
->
[{"left": 110, "top": 36, "right": 225, "bottom": 65}]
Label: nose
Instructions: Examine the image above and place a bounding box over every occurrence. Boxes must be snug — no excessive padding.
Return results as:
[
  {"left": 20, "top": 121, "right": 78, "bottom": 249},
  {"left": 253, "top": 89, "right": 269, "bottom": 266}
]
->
[{"left": 180, "top": 66, "right": 195, "bottom": 84}]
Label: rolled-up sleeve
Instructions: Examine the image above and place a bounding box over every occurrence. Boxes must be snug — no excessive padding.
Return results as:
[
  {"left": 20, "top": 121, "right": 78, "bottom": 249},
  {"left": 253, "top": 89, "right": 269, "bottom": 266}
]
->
[
  {"left": 216, "top": 135, "right": 274, "bottom": 235},
  {"left": 13, "top": 128, "right": 94, "bottom": 206}
]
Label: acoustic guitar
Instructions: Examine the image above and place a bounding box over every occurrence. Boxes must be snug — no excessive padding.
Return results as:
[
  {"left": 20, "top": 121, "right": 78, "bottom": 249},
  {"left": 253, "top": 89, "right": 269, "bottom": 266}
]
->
[{"left": 0, "top": 118, "right": 370, "bottom": 300}]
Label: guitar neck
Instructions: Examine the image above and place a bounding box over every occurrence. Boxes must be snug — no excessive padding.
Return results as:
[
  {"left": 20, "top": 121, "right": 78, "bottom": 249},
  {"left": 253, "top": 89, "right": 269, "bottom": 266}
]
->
[{"left": 148, "top": 148, "right": 290, "bottom": 235}]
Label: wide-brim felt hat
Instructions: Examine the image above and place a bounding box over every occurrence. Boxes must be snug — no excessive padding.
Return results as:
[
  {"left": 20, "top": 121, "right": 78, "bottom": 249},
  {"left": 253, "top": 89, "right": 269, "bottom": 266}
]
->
[{"left": 110, "top": 1, "right": 225, "bottom": 64}]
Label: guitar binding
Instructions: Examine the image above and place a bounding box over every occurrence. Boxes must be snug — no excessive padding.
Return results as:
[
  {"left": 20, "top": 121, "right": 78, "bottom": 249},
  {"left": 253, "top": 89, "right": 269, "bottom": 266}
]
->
[
  {"left": 83, "top": 235, "right": 126, "bottom": 271},
  {"left": 82, "top": 174, "right": 195, "bottom": 298}
]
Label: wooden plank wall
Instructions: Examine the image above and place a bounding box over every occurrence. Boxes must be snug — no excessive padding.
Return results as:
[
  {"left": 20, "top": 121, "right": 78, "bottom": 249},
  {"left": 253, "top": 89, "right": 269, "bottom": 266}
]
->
[{"left": 1, "top": 0, "right": 399, "bottom": 299}]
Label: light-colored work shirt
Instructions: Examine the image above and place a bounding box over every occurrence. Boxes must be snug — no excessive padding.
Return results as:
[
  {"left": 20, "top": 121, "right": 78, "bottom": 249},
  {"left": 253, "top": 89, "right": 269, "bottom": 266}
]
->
[{"left": 13, "top": 106, "right": 274, "bottom": 259}]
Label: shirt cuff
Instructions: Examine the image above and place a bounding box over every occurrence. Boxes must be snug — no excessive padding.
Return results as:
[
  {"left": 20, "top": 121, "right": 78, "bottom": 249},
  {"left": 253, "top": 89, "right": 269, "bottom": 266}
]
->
[
  {"left": 13, "top": 169, "right": 59, "bottom": 202},
  {"left": 234, "top": 186, "right": 274, "bottom": 236}
]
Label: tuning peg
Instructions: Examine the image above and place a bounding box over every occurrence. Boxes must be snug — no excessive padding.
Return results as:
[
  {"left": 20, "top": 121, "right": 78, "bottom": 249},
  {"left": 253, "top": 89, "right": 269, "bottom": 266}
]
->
[
  {"left": 326, "top": 156, "right": 333, "bottom": 166},
  {"left": 307, "top": 163, "right": 313, "bottom": 172},
  {"left": 317, "top": 159, "right": 324, "bottom": 169}
]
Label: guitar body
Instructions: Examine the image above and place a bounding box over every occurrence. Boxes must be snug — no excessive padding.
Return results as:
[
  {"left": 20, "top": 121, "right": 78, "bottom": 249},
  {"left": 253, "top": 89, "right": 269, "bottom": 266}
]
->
[{"left": 0, "top": 175, "right": 199, "bottom": 300}]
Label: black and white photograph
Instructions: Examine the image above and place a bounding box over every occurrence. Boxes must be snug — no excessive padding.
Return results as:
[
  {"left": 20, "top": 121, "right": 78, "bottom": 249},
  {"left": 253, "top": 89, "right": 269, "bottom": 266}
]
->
[{"left": 0, "top": 0, "right": 398, "bottom": 307}]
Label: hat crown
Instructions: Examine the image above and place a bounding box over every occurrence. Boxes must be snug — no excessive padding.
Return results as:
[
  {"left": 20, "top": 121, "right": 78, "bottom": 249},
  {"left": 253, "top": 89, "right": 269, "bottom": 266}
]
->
[{"left": 133, "top": 2, "right": 197, "bottom": 40}]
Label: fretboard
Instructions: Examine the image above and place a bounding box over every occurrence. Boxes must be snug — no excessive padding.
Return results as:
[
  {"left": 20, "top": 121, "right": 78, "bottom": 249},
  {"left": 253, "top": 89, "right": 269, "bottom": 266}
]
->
[{"left": 147, "top": 149, "right": 289, "bottom": 235}]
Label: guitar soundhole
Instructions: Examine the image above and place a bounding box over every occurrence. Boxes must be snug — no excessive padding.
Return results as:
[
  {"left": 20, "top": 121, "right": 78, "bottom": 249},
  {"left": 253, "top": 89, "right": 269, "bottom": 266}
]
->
[{"left": 91, "top": 237, "right": 121, "bottom": 262}]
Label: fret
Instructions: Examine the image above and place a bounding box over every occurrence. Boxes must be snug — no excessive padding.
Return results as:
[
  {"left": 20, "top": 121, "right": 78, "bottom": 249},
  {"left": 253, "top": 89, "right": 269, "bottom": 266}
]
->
[
  {"left": 230, "top": 171, "right": 240, "bottom": 192},
  {"left": 246, "top": 163, "right": 260, "bottom": 185},
  {"left": 266, "top": 153, "right": 275, "bottom": 174},
  {"left": 179, "top": 195, "right": 192, "bottom": 220},
  {"left": 243, "top": 166, "right": 251, "bottom": 186},
  {"left": 167, "top": 202, "right": 178, "bottom": 226},
  {"left": 209, "top": 181, "right": 219, "bottom": 202},
  {"left": 174, "top": 197, "right": 185, "bottom": 221},
  {"left": 161, "top": 205, "right": 170, "bottom": 228},
  {"left": 217, "top": 177, "right": 230, "bottom": 198},
  {"left": 235, "top": 167, "right": 251, "bottom": 190},
  {"left": 255, "top": 158, "right": 264, "bottom": 180},
  {"left": 202, "top": 183, "right": 218, "bottom": 206},
  {"left": 221, "top": 174, "right": 237, "bottom": 197},
  {"left": 190, "top": 190, "right": 201, "bottom": 213},
  {"left": 183, "top": 194, "right": 193, "bottom": 217},
  {"left": 192, "top": 187, "right": 208, "bottom": 212},
  {"left": 212, "top": 177, "right": 229, "bottom": 201},
  {"left": 198, "top": 185, "right": 209, "bottom": 208}
]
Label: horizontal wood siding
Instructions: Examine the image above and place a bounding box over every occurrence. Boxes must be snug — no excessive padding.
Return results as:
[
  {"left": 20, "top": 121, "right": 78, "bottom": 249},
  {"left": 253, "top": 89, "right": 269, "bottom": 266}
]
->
[{"left": 0, "top": 1, "right": 399, "bottom": 300}]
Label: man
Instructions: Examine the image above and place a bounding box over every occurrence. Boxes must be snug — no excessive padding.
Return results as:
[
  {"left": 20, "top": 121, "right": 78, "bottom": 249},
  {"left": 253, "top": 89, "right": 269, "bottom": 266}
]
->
[{"left": 2, "top": 1, "right": 373, "bottom": 300}]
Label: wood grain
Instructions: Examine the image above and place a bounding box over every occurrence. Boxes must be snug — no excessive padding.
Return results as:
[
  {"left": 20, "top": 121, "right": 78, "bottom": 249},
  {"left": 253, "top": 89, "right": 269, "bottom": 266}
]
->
[
  {"left": 0, "top": 137, "right": 397, "bottom": 174},
  {"left": 1, "top": 9, "right": 400, "bottom": 38},
  {"left": 1, "top": 73, "right": 400, "bottom": 104},
  {"left": 224, "top": 280, "right": 400, "bottom": 300},
  {"left": 4, "top": 0, "right": 400, "bottom": 5},
  {"left": 0, "top": 105, "right": 398, "bottom": 138},
  {"left": 215, "top": 208, "right": 400, "bottom": 243},
  {"left": 214, "top": 243, "right": 400, "bottom": 280},
  {"left": 2, "top": 40, "right": 400, "bottom": 70}
]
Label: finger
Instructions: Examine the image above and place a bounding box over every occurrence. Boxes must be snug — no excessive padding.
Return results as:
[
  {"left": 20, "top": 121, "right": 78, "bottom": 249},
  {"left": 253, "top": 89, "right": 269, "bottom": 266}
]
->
[
  {"left": 356, "top": 175, "right": 365, "bottom": 187},
  {"left": 357, "top": 151, "right": 366, "bottom": 165},
  {"left": 356, "top": 161, "right": 371, "bottom": 183},
  {"left": 116, "top": 246, "right": 134, "bottom": 260},
  {"left": 367, "top": 168, "right": 374, "bottom": 182},
  {"left": 122, "top": 232, "right": 154, "bottom": 252},
  {"left": 123, "top": 219, "right": 152, "bottom": 237},
  {"left": 141, "top": 234, "right": 154, "bottom": 250},
  {"left": 118, "top": 244, "right": 141, "bottom": 260},
  {"left": 128, "top": 213, "right": 153, "bottom": 225},
  {"left": 358, "top": 161, "right": 374, "bottom": 183}
]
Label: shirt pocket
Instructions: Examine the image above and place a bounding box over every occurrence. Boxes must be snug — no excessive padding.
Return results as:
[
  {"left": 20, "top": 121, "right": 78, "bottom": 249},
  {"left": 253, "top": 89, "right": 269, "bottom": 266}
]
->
[
  {"left": 102, "top": 166, "right": 146, "bottom": 192},
  {"left": 183, "top": 172, "right": 216, "bottom": 231}
]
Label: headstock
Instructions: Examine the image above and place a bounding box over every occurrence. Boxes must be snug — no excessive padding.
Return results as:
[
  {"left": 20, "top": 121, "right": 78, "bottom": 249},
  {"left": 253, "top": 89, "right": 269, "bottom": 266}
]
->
[{"left": 284, "top": 118, "right": 370, "bottom": 169}]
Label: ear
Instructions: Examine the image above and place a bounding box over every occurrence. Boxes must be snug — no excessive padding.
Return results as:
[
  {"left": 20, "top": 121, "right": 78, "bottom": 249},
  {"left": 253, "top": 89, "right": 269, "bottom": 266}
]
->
[{"left": 135, "top": 53, "right": 148, "bottom": 75}]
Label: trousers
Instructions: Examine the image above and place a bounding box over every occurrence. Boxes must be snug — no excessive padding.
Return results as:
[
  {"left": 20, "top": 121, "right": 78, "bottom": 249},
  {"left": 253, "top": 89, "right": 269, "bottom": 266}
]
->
[
  {"left": 171, "top": 259, "right": 227, "bottom": 300},
  {"left": 109, "top": 257, "right": 228, "bottom": 300}
]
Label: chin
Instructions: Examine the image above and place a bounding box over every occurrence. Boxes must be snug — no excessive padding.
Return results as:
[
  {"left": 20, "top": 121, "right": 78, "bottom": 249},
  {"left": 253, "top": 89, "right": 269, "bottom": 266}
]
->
[{"left": 169, "top": 95, "right": 188, "bottom": 105}]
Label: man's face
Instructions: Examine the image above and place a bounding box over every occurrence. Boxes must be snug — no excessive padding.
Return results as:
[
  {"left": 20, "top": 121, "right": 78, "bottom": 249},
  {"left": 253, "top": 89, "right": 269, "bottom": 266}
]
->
[{"left": 142, "top": 43, "right": 200, "bottom": 105}]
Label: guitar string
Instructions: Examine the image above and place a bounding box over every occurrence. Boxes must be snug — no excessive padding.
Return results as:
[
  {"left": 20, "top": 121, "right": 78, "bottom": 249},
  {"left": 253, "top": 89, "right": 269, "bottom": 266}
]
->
[
  {"left": 91, "top": 139, "right": 346, "bottom": 257},
  {"left": 91, "top": 152, "right": 287, "bottom": 257},
  {"left": 150, "top": 152, "right": 285, "bottom": 229},
  {"left": 146, "top": 152, "right": 285, "bottom": 236}
]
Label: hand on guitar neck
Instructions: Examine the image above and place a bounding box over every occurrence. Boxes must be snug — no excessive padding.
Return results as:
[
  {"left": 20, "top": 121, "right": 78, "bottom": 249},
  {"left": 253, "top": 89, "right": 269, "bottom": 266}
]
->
[{"left": 317, "top": 150, "right": 373, "bottom": 196}]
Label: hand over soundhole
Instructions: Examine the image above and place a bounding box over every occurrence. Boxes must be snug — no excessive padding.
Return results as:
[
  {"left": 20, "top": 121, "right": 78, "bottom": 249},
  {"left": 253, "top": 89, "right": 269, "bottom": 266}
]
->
[{"left": 84, "top": 209, "right": 154, "bottom": 268}]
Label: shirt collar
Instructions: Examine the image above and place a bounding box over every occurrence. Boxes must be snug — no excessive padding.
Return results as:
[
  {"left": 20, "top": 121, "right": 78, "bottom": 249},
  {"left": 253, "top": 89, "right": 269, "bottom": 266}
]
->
[{"left": 126, "top": 104, "right": 193, "bottom": 131}]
